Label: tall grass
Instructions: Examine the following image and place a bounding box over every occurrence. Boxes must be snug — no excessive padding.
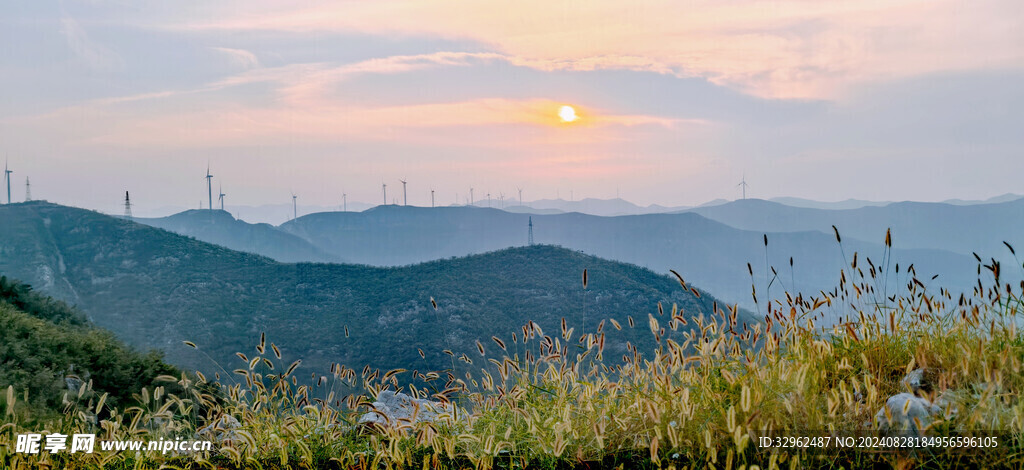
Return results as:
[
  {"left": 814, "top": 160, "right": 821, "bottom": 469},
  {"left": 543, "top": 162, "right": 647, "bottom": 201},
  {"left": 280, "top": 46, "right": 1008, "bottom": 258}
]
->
[{"left": 2, "top": 236, "right": 1023, "bottom": 469}]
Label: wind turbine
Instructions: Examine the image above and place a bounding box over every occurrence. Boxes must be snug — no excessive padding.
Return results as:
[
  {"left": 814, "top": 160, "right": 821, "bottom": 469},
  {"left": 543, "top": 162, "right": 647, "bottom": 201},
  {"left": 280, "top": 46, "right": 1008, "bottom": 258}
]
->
[
  {"left": 486, "top": 192, "right": 491, "bottom": 208},
  {"left": 4, "top": 159, "right": 12, "bottom": 204},
  {"left": 382, "top": 183, "right": 387, "bottom": 206},
  {"left": 218, "top": 183, "right": 226, "bottom": 211},
  {"left": 738, "top": 173, "right": 749, "bottom": 200},
  {"left": 205, "top": 164, "right": 213, "bottom": 211},
  {"left": 291, "top": 192, "right": 297, "bottom": 220},
  {"left": 430, "top": 189, "right": 435, "bottom": 208},
  {"left": 399, "top": 178, "right": 407, "bottom": 206},
  {"left": 469, "top": 188, "right": 474, "bottom": 206},
  {"left": 499, "top": 192, "right": 505, "bottom": 209},
  {"left": 517, "top": 187, "right": 523, "bottom": 206},
  {"left": 342, "top": 193, "right": 347, "bottom": 212}
]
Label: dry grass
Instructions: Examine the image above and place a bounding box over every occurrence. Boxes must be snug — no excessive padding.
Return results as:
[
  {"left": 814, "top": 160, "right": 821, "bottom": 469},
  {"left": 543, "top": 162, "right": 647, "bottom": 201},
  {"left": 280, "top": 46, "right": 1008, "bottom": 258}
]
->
[{"left": 2, "top": 237, "right": 1023, "bottom": 469}]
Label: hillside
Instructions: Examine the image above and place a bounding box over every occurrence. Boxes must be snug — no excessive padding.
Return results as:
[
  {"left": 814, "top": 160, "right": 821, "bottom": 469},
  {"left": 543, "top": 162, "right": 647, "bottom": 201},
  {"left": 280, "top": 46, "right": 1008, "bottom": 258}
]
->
[
  {"left": 278, "top": 205, "right": 978, "bottom": 309},
  {"left": 685, "top": 198, "right": 1024, "bottom": 257},
  {"left": 137, "top": 209, "right": 341, "bottom": 263},
  {"left": 0, "top": 276, "right": 180, "bottom": 421},
  {"left": 0, "top": 202, "right": 746, "bottom": 382}
]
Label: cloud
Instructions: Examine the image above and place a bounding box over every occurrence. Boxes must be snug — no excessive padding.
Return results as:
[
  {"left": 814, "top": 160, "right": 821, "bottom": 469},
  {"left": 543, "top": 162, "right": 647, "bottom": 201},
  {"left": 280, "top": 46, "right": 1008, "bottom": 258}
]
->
[
  {"left": 6, "top": 2, "right": 1023, "bottom": 207},
  {"left": 49, "top": 97, "right": 684, "bottom": 149},
  {"left": 165, "top": 0, "right": 1024, "bottom": 99},
  {"left": 202, "top": 51, "right": 695, "bottom": 109},
  {"left": 211, "top": 47, "right": 260, "bottom": 68},
  {"left": 59, "top": 13, "right": 122, "bottom": 70}
]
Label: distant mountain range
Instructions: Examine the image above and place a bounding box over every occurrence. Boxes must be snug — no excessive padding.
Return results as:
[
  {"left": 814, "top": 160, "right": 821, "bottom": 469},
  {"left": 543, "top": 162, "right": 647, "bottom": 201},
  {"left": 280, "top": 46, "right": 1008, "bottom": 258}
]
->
[
  {"left": 0, "top": 202, "right": 741, "bottom": 379},
  {"left": 765, "top": 197, "right": 893, "bottom": 210},
  {"left": 135, "top": 203, "right": 377, "bottom": 226},
  {"left": 137, "top": 209, "right": 340, "bottom": 263},
  {"left": 504, "top": 197, "right": 690, "bottom": 216},
  {"left": 766, "top": 193, "right": 1022, "bottom": 210},
  {"left": 276, "top": 206, "right": 981, "bottom": 310},
  {"left": 940, "top": 193, "right": 1024, "bottom": 206},
  {"left": 128, "top": 203, "right": 987, "bottom": 312},
  {"left": 684, "top": 198, "right": 1024, "bottom": 258},
  {"left": 130, "top": 193, "right": 1023, "bottom": 225},
  {"left": 52, "top": 189, "right": 1022, "bottom": 317}
]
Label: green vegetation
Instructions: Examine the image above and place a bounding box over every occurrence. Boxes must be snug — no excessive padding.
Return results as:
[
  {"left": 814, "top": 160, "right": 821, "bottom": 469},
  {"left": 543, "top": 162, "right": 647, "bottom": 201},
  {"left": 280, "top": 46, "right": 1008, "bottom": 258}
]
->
[
  {"left": 2, "top": 239, "right": 1022, "bottom": 469},
  {"left": 0, "top": 276, "right": 180, "bottom": 423},
  {"left": 0, "top": 201, "right": 742, "bottom": 384}
]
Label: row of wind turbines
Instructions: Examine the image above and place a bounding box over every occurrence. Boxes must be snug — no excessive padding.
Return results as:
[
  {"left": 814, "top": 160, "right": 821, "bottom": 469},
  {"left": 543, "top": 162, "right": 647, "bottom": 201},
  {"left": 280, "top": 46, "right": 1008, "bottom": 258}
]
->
[
  {"left": 381, "top": 179, "right": 525, "bottom": 209},
  {"left": 4, "top": 161, "right": 751, "bottom": 221},
  {"left": 194, "top": 165, "right": 752, "bottom": 222},
  {"left": 202, "top": 168, "right": 527, "bottom": 222}
]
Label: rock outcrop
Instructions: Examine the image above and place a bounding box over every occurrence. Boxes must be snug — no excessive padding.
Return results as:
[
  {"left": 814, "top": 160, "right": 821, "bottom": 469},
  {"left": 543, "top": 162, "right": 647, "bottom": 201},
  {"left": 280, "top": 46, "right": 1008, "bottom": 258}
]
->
[
  {"left": 874, "top": 369, "right": 957, "bottom": 437},
  {"left": 358, "top": 391, "right": 451, "bottom": 427},
  {"left": 196, "top": 414, "right": 241, "bottom": 445}
]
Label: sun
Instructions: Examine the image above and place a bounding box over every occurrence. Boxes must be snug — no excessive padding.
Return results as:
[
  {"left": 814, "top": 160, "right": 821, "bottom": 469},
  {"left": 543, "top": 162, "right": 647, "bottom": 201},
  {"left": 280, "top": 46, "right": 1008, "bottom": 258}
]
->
[{"left": 558, "top": 105, "right": 578, "bottom": 123}]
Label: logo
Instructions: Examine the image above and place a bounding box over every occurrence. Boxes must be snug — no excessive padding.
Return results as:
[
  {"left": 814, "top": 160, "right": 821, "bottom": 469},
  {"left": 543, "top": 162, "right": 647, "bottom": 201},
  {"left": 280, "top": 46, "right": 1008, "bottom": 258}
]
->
[{"left": 15, "top": 433, "right": 95, "bottom": 454}]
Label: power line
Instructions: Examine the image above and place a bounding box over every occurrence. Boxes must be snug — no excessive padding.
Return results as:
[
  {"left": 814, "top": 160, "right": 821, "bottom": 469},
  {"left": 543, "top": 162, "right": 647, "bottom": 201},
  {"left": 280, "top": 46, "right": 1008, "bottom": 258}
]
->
[
  {"left": 123, "top": 191, "right": 132, "bottom": 219},
  {"left": 528, "top": 216, "right": 534, "bottom": 246}
]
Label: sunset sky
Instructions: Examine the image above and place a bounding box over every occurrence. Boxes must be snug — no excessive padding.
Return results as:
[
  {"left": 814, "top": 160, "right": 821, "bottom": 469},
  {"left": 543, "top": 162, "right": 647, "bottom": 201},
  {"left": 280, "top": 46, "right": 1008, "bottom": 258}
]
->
[{"left": 2, "top": 1, "right": 1023, "bottom": 213}]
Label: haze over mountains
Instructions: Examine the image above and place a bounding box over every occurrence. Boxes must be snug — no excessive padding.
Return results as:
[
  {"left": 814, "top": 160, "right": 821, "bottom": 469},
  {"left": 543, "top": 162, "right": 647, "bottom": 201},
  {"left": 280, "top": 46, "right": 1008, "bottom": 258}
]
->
[
  {"left": 764, "top": 193, "right": 1023, "bottom": 210},
  {"left": 137, "top": 209, "right": 340, "bottom": 263},
  {"left": 133, "top": 201, "right": 1003, "bottom": 311},
  {"left": 134, "top": 202, "right": 377, "bottom": 226},
  {"left": 684, "top": 198, "right": 1024, "bottom": 258},
  {"left": 4, "top": 193, "right": 1019, "bottom": 385},
  {"left": 503, "top": 197, "right": 690, "bottom": 216},
  {"left": 0, "top": 202, "right": 740, "bottom": 379},
  {"left": 291, "top": 207, "right": 991, "bottom": 309},
  {"left": 127, "top": 193, "right": 1022, "bottom": 225}
]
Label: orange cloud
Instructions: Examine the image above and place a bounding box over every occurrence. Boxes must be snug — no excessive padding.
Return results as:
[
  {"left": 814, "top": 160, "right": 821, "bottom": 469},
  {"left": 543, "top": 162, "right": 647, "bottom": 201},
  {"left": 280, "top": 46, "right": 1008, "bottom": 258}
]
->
[
  {"left": 171, "top": 0, "right": 1024, "bottom": 99},
  {"left": 14, "top": 95, "right": 683, "bottom": 150}
]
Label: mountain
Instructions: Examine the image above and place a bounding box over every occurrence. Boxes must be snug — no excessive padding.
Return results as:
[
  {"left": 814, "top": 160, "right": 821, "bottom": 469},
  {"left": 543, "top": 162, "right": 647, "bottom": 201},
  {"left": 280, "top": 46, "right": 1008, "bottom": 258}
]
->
[
  {"left": 766, "top": 194, "right": 1023, "bottom": 210},
  {"left": 137, "top": 209, "right": 341, "bottom": 263},
  {"left": 278, "top": 205, "right": 978, "bottom": 310},
  {"left": 941, "top": 193, "right": 1023, "bottom": 206},
  {"left": 0, "top": 201, "right": 744, "bottom": 381},
  {"left": 767, "top": 197, "right": 892, "bottom": 210},
  {"left": 501, "top": 205, "right": 565, "bottom": 215},
  {"left": 133, "top": 203, "right": 378, "bottom": 226},
  {"left": 695, "top": 198, "right": 730, "bottom": 208},
  {"left": 0, "top": 276, "right": 180, "bottom": 420},
  {"left": 512, "top": 198, "right": 688, "bottom": 216},
  {"left": 227, "top": 203, "right": 378, "bottom": 226},
  {"left": 685, "top": 198, "right": 1024, "bottom": 258}
]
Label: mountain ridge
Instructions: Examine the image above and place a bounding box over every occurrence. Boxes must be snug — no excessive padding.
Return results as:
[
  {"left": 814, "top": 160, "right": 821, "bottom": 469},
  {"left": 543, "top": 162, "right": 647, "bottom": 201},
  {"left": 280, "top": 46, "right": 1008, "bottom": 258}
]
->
[
  {"left": 0, "top": 201, "right": 746, "bottom": 380},
  {"left": 684, "top": 198, "right": 1024, "bottom": 257},
  {"left": 276, "top": 205, "right": 979, "bottom": 309},
  {"left": 137, "top": 209, "right": 341, "bottom": 263}
]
